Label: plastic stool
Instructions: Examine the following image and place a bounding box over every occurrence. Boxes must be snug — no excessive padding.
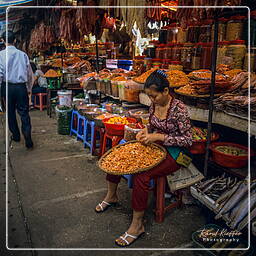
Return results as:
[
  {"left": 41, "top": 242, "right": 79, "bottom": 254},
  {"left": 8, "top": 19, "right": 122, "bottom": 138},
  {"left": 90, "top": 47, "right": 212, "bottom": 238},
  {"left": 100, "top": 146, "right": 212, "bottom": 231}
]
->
[
  {"left": 76, "top": 115, "right": 87, "bottom": 142},
  {"left": 34, "top": 93, "right": 47, "bottom": 111},
  {"left": 84, "top": 119, "right": 95, "bottom": 154},
  {"left": 154, "top": 176, "right": 183, "bottom": 223},
  {"left": 101, "top": 133, "right": 123, "bottom": 155},
  {"left": 70, "top": 110, "right": 79, "bottom": 136},
  {"left": 92, "top": 126, "right": 105, "bottom": 157}
]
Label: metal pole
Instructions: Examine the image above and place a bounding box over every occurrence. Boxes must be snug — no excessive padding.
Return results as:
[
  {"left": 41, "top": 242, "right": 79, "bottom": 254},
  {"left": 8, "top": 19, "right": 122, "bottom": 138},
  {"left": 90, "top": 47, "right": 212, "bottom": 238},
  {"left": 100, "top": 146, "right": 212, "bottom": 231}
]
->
[
  {"left": 203, "top": 11, "right": 219, "bottom": 177},
  {"left": 95, "top": 34, "right": 99, "bottom": 73}
]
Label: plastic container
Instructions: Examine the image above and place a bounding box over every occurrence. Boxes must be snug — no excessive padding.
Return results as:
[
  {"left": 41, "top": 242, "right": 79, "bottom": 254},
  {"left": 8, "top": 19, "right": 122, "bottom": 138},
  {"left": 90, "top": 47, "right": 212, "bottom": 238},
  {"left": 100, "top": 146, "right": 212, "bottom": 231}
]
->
[
  {"left": 181, "top": 43, "right": 194, "bottom": 70},
  {"left": 216, "top": 41, "right": 230, "bottom": 65},
  {"left": 226, "top": 16, "right": 245, "bottom": 41},
  {"left": 191, "top": 43, "right": 203, "bottom": 70},
  {"left": 103, "top": 117, "right": 137, "bottom": 136},
  {"left": 146, "top": 41, "right": 158, "bottom": 58},
  {"left": 152, "top": 58, "right": 162, "bottom": 68},
  {"left": 124, "top": 124, "right": 144, "bottom": 141},
  {"left": 155, "top": 44, "right": 166, "bottom": 59},
  {"left": 189, "top": 132, "right": 219, "bottom": 154},
  {"left": 211, "top": 18, "right": 227, "bottom": 42},
  {"left": 57, "top": 90, "right": 72, "bottom": 107},
  {"left": 171, "top": 43, "right": 182, "bottom": 61},
  {"left": 159, "top": 26, "right": 168, "bottom": 44},
  {"left": 167, "top": 24, "right": 178, "bottom": 43},
  {"left": 201, "top": 43, "right": 213, "bottom": 69},
  {"left": 199, "top": 19, "right": 213, "bottom": 43},
  {"left": 118, "top": 81, "right": 126, "bottom": 100},
  {"left": 177, "top": 27, "right": 187, "bottom": 43},
  {"left": 244, "top": 47, "right": 256, "bottom": 72},
  {"left": 209, "top": 142, "right": 252, "bottom": 168},
  {"left": 144, "top": 57, "right": 152, "bottom": 71},
  {"left": 226, "top": 40, "right": 246, "bottom": 69},
  {"left": 111, "top": 81, "right": 119, "bottom": 97},
  {"left": 55, "top": 106, "right": 72, "bottom": 135},
  {"left": 187, "top": 22, "right": 200, "bottom": 43}
]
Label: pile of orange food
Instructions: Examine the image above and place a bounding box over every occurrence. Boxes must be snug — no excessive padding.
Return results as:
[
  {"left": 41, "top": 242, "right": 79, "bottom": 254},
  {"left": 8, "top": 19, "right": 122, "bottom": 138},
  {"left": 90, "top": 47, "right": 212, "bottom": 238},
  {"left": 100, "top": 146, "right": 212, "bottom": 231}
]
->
[
  {"left": 77, "top": 72, "right": 96, "bottom": 82},
  {"left": 105, "top": 116, "right": 129, "bottom": 125},
  {"left": 175, "top": 84, "right": 197, "bottom": 95},
  {"left": 44, "top": 69, "right": 59, "bottom": 78},
  {"left": 133, "top": 68, "right": 158, "bottom": 83},
  {"left": 111, "top": 76, "right": 127, "bottom": 82},
  {"left": 95, "top": 113, "right": 115, "bottom": 120},
  {"left": 100, "top": 142, "right": 165, "bottom": 174},
  {"left": 224, "top": 69, "right": 243, "bottom": 80},
  {"left": 166, "top": 70, "right": 189, "bottom": 87}
]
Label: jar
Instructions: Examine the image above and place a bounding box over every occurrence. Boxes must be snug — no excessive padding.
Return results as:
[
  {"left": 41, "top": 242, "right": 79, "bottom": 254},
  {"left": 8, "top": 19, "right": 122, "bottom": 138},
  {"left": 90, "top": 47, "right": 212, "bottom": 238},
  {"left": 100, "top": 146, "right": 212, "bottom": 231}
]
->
[
  {"left": 211, "top": 18, "right": 227, "bottom": 42},
  {"left": 177, "top": 27, "right": 188, "bottom": 43},
  {"left": 243, "top": 47, "right": 256, "bottom": 72},
  {"left": 171, "top": 43, "right": 182, "bottom": 61},
  {"left": 144, "top": 58, "right": 152, "bottom": 71},
  {"left": 167, "top": 23, "right": 178, "bottom": 43},
  {"left": 199, "top": 20, "right": 213, "bottom": 43},
  {"left": 181, "top": 43, "right": 194, "bottom": 70},
  {"left": 226, "top": 16, "right": 245, "bottom": 41},
  {"left": 168, "top": 61, "right": 183, "bottom": 71},
  {"left": 187, "top": 22, "right": 201, "bottom": 43},
  {"left": 152, "top": 59, "right": 162, "bottom": 69},
  {"left": 226, "top": 40, "right": 246, "bottom": 69},
  {"left": 159, "top": 26, "right": 168, "bottom": 44},
  {"left": 133, "top": 56, "right": 145, "bottom": 73},
  {"left": 191, "top": 43, "right": 203, "bottom": 70},
  {"left": 217, "top": 41, "right": 230, "bottom": 65},
  {"left": 243, "top": 11, "right": 256, "bottom": 47},
  {"left": 146, "top": 41, "right": 158, "bottom": 58},
  {"left": 201, "top": 42, "right": 213, "bottom": 69},
  {"left": 155, "top": 44, "right": 166, "bottom": 59},
  {"left": 166, "top": 43, "right": 174, "bottom": 59},
  {"left": 162, "top": 59, "right": 171, "bottom": 69}
]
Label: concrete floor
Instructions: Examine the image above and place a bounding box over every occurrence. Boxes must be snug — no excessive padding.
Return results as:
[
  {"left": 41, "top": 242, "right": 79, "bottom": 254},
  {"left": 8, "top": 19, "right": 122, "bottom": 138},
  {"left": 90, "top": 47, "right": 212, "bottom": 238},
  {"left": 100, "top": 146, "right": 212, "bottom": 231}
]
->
[{"left": 0, "top": 110, "right": 207, "bottom": 256}]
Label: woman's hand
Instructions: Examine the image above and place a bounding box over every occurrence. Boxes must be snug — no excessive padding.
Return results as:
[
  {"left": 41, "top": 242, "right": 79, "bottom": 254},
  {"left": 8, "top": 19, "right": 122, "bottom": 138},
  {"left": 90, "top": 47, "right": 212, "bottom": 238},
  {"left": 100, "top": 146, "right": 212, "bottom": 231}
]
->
[{"left": 137, "top": 132, "right": 165, "bottom": 144}]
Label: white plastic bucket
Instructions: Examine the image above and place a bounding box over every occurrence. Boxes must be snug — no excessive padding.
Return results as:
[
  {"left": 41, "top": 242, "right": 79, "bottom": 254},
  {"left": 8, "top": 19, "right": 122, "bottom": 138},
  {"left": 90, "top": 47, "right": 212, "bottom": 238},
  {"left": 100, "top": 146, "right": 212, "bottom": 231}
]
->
[{"left": 57, "top": 90, "right": 72, "bottom": 107}]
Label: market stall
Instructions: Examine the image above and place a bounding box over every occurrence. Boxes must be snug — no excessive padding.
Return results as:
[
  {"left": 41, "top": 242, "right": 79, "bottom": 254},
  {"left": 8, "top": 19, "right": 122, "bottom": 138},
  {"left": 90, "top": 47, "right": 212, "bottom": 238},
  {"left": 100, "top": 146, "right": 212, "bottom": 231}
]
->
[{"left": 2, "top": 0, "right": 256, "bottom": 251}]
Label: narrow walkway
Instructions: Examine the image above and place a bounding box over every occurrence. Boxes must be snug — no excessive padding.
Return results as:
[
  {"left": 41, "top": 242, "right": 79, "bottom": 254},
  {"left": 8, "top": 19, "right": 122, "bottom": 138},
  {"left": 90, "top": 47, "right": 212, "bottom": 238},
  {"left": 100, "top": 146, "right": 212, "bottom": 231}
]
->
[{"left": 0, "top": 110, "right": 205, "bottom": 255}]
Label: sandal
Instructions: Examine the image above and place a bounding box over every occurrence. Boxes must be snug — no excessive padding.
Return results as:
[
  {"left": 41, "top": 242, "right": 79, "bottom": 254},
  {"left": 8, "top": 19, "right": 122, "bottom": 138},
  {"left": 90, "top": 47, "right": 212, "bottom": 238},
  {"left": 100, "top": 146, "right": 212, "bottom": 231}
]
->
[
  {"left": 115, "top": 231, "right": 145, "bottom": 247},
  {"left": 95, "top": 200, "right": 118, "bottom": 213}
]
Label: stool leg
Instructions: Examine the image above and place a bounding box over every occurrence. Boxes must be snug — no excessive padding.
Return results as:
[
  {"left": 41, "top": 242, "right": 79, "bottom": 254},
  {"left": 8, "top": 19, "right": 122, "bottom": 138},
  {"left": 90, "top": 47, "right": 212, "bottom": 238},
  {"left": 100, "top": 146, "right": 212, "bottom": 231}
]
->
[
  {"left": 155, "top": 176, "right": 165, "bottom": 223},
  {"left": 112, "top": 136, "right": 122, "bottom": 147},
  {"left": 98, "top": 128, "right": 105, "bottom": 157},
  {"left": 39, "top": 94, "right": 43, "bottom": 111},
  {"left": 101, "top": 134, "right": 107, "bottom": 155},
  {"left": 92, "top": 127, "right": 97, "bottom": 155},
  {"left": 90, "top": 124, "right": 95, "bottom": 154}
]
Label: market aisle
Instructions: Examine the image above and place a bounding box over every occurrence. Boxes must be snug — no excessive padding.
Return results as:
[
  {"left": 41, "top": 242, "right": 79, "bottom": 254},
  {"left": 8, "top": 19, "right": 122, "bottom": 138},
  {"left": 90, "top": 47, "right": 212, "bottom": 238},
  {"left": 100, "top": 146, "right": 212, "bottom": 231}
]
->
[{"left": 3, "top": 110, "right": 206, "bottom": 252}]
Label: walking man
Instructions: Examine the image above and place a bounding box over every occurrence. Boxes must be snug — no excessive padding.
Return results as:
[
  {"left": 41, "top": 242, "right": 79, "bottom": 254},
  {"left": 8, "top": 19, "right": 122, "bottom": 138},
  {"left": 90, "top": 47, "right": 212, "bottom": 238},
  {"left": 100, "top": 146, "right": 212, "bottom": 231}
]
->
[{"left": 0, "top": 31, "right": 34, "bottom": 149}]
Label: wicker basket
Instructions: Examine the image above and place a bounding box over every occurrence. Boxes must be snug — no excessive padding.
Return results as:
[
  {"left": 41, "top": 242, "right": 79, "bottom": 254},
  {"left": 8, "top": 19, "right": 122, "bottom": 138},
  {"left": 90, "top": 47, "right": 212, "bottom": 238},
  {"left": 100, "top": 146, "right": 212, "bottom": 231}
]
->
[{"left": 98, "top": 140, "right": 167, "bottom": 175}]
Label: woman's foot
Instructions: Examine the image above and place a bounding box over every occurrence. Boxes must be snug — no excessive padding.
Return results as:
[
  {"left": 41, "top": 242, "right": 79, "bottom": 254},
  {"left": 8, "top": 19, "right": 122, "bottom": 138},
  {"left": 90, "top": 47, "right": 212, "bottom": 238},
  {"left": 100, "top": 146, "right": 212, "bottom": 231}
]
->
[
  {"left": 115, "top": 224, "right": 145, "bottom": 247},
  {"left": 95, "top": 196, "right": 118, "bottom": 213}
]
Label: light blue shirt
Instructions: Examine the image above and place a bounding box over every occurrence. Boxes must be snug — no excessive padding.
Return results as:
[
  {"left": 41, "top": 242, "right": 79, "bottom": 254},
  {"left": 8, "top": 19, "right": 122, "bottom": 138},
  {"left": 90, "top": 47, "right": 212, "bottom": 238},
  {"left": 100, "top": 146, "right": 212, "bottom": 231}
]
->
[{"left": 0, "top": 45, "right": 33, "bottom": 92}]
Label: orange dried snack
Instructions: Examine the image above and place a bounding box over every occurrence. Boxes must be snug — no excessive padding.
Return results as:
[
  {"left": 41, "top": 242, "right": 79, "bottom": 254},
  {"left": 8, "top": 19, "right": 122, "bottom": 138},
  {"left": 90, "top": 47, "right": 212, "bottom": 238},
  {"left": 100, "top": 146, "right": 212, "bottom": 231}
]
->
[
  {"left": 166, "top": 70, "right": 189, "bottom": 87},
  {"left": 176, "top": 84, "right": 197, "bottom": 95},
  {"left": 44, "top": 69, "right": 59, "bottom": 78},
  {"left": 112, "top": 76, "right": 127, "bottom": 81},
  {"left": 133, "top": 68, "right": 158, "bottom": 84},
  {"left": 224, "top": 69, "right": 243, "bottom": 80},
  {"left": 100, "top": 142, "right": 165, "bottom": 173}
]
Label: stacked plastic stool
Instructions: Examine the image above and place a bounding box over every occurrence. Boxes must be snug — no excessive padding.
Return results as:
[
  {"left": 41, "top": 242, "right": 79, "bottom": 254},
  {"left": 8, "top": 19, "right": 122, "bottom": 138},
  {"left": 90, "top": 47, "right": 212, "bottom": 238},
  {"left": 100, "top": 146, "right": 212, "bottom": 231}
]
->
[
  {"left": 83, "top": 119, "right": 95, "bottom": 154},
  {"left": 70, "top": 110, "right": 79, "bottom": 136},
  {"left": 92, "top": 126, "right": 105, "bottom": 157}
]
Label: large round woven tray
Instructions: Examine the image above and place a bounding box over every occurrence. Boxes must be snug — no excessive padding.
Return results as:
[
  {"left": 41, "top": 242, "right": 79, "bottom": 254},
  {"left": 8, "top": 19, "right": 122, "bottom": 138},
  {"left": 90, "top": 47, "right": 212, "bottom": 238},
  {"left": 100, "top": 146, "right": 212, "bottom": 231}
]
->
[
  {"left": 174, "top": 89, "right": 223, "bottom": 98},
  {"left": 98, "top": 140, "right": 167, "bottom": 175}
]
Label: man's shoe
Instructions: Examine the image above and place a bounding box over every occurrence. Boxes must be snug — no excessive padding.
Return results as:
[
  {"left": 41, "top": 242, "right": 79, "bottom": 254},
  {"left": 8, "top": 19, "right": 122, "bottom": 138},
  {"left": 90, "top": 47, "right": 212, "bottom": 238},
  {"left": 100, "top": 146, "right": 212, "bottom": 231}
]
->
[
  {"left": 25, "top": 139, "right": 33, "bottom": 149},
  {"left": 10, "top": 135, "right": 20, "bottom": 142}
]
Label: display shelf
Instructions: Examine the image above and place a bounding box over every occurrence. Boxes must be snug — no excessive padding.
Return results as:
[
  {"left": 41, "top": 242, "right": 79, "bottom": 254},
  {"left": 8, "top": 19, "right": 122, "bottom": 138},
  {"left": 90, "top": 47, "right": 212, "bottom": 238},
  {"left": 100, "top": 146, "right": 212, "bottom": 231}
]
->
[{"left": 139, "top": 93, "right": 256, "bottom": 135}]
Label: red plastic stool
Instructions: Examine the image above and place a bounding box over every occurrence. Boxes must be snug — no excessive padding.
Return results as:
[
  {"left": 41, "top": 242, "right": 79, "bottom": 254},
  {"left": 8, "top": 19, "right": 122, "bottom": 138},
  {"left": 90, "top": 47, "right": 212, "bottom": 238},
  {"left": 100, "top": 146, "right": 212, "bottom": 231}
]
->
[
  {"left": 101, "top": 132, "right": 123, "bottom": 156},
  {"left": 92, "top": 126, "right": 105, "bottom": 157},
  {"left": 34, "top": 93, "right": 47, "bottom": 111},
  {"left": 154, "top": 176, "right": 183, "bottom": 223}
]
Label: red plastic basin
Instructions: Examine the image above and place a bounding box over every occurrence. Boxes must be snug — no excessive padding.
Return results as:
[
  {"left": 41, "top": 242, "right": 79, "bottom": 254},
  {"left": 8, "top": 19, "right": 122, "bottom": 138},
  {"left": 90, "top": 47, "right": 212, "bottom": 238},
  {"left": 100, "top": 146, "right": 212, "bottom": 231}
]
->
[
  {"left": 209, "top": 142, "right": 253, "bottom": 168},
  {"left": 103, "top": 117, "right": 137, "bottom": 136},
  {"left": 189, "top": 132, "right": 219, "bottom": 154}
]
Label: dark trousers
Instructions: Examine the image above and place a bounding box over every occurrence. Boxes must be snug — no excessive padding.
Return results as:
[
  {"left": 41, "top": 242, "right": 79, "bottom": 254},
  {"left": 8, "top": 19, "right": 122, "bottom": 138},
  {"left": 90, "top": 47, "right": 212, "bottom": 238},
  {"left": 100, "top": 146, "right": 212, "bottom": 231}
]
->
[
  {"left": 106, "top": 153, "right": 180, "bottom": 211},
  {"left": 1, "top": 82, "right": 32, "bottom": 141}
]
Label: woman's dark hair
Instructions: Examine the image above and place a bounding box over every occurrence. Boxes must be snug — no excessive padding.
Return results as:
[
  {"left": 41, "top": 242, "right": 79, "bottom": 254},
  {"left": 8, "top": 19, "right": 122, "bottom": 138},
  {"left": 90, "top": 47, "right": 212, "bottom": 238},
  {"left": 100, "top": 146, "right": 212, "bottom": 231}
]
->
[
  {"left": 1, "top": 31, "right": 15, "bottom": 44},
  {"left": 30, "top": 62, "right": 37, "bottom": 73},
  {"left": 144, "top": 70, "right": 170, "bottom": 92}
]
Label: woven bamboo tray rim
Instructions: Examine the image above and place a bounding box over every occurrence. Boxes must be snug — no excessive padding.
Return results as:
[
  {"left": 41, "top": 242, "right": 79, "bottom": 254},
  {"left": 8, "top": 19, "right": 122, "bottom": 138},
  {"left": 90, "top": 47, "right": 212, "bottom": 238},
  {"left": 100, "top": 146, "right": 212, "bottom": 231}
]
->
[
  {"left": 174, "top": 89, "right": 224, "bottom": 98},
  {"left": 98, "top": 140, "right": 167, "bottom": 175}
]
